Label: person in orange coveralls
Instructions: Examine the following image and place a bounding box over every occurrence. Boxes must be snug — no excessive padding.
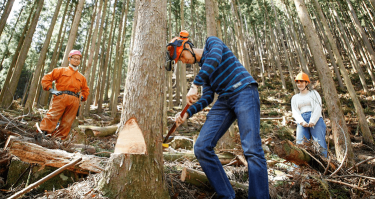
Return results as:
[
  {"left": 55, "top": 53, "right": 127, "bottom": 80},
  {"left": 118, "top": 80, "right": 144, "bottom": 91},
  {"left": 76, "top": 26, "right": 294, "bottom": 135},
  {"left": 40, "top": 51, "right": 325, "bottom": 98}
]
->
[{"left": 39, "top": 50, "right": 89, "bottom": 140}]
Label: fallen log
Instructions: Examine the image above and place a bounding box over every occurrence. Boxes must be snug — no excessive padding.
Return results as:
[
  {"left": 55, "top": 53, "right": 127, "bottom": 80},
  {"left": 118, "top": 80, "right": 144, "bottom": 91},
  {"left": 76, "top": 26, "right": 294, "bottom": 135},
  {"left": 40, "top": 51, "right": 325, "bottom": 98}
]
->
[
  {"left": 180, "top": 167, "right": 248, "bottom": 190},
  {"left": 163, "top": 151, "right": 240, "bottom": 165},
  {"left": 78, "top": 125, "right": 118, "bottom": 137},
  {"left": 272, "top": 140, "right": 311, "bottom": 166},
  {"left": 5, "top": 136, "right": 107, "bottom": 174}
]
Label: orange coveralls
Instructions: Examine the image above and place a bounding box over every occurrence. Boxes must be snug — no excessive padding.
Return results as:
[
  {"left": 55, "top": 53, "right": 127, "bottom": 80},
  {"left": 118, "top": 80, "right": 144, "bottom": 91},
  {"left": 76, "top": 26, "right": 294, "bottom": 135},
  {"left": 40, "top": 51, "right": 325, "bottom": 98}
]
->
[{"left": 40, "top": 66, "right": 89, "bottom": 140}]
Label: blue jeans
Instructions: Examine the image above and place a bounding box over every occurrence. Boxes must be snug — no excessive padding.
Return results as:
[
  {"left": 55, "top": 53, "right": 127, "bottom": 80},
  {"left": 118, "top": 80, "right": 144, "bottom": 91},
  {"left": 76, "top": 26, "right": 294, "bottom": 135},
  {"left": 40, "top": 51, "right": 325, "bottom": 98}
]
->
[
  {"left": 296, "top": 112, "right": 328, "bottom": 157},
  {"left": 194, "top": 84, "right": 269, "bottom": 199}
]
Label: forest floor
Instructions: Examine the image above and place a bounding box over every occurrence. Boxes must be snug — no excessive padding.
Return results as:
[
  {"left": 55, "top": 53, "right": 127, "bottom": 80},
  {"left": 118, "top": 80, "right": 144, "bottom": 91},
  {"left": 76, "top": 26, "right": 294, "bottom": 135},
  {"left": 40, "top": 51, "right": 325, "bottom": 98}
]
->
[{"left": 1, "top": 66, "right": 375, "bottom": 198}]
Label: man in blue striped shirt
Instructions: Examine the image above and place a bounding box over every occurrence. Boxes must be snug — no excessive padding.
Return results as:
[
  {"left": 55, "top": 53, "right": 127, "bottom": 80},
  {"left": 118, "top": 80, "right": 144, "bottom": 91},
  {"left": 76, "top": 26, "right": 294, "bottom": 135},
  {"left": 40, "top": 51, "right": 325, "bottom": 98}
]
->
[{"left": 168, "top": 31, "right": 269, "bottom": 199}]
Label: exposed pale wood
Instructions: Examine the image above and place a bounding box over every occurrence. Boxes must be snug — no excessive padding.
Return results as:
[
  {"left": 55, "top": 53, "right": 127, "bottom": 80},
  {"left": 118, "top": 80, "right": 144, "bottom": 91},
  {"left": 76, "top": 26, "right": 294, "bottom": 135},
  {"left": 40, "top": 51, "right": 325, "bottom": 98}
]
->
[
  {"left": 79, "top": 125, "right": 118, "bottom": 137},
  {"left": 6, "top": 137, "right": 107, "bottom": 174},
  {"left": 114, "top": 117, "right": 146, "bottom": 154}
]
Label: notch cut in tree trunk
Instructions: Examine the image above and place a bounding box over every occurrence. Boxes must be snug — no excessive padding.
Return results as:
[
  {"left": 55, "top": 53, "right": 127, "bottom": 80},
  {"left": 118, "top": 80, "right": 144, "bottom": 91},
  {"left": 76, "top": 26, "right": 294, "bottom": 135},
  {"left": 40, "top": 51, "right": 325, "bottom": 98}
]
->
[{"left": 114, "top": 117, "right": 147, "bottom": 154}]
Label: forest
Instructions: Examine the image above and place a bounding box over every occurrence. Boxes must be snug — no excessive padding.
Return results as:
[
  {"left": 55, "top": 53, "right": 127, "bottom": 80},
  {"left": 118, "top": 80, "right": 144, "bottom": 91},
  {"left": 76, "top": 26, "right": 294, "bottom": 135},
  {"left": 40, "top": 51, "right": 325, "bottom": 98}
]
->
[{"left": 0, "top": 0, "right": 375, "bottom": 198}]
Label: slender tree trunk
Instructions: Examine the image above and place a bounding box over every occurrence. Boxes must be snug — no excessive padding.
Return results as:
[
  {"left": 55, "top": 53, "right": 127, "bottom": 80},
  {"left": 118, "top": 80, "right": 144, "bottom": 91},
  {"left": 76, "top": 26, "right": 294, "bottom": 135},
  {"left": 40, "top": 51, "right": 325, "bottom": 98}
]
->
[
  {"left": 61, "top": 0, "right": 85, "bottom": 67},
  {"left": 293, "top": 0, "right": 354, "bottom": 163},
  {"left": 0, "top": 0, "right": 15, "bottom": 37},
  {"left": 38, "top": 0, "right": 71, "bottom": 107},
  {"left": 0, "top": 1, "right": 35, "bottom": 104},
  {"left": 111, "top": 0, "right": 129, "bottom": 118},
  {"left": 329, "top": 4, "right": 369, "bottom": 93},
  {"left": 271, "top": 0, "right": 296, "bottom": 92},
  {"left": 345, "top": 0, "right": 375, "bottom": 67},
  {"left": 98, "top": 0, "right": 117, "bottom": 113},
  {"left": 282, "top": 0, "right": 310, "bottom": 76},
  {"left": 270, "top": 28, "right": 286, "bottom": 90},
  {"left": 84, "top": 0, "right": 108, "bottom": 116},
  {"left": 24, "top": 0, "right": 63, "bottom": 114},
  {"left": 0, "top": 4, "right": 25, "bottom": 71},
  {"left": 180, "top": 0, "right": 187, "bottom": 113},
  {"left": 205, "top": 0, "right": 217, "bottom": 37},
  {"left": 98, "top": 1, "right": 169, "bottom": 197},
  {"left": 1, "top": 0, "right": 44, "bottom": 108}
]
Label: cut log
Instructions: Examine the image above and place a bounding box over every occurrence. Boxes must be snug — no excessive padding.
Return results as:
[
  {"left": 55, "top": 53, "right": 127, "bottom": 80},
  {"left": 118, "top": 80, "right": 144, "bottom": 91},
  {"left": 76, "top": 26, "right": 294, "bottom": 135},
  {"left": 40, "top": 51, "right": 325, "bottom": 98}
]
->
[
  {"left": 5, "top": 136, "right": 107, "bottom": 174},
  {"left": 163, "top": 151, "right": 240, "bottom": 165},
  {"left": 272, "top": 140, "right": 311, "bottom": 166},
  {"left": 180, "top": 167, "right": 248, "bottom": 190},
  {"left": 78, "top": 124, "right": 118, "bottom": 137}
]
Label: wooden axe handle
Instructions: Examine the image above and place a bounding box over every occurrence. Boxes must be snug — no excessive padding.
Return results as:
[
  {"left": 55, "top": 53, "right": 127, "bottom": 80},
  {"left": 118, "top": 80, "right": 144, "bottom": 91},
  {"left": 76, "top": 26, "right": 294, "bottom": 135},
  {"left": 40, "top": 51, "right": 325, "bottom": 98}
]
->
[{"left": 163, "top": 104, "right": 190, "bottom": 143}]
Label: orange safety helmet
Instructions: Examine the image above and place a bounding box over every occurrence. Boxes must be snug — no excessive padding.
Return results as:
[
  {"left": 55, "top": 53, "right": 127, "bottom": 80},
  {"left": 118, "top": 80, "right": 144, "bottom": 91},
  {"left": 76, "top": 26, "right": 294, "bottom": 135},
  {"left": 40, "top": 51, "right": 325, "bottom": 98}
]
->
[
  {"left": 295, "top": 72, "right": 310, "bottom": 83},
  {"left": 166, "top": 30, "right": 196, "bottom": 70}
]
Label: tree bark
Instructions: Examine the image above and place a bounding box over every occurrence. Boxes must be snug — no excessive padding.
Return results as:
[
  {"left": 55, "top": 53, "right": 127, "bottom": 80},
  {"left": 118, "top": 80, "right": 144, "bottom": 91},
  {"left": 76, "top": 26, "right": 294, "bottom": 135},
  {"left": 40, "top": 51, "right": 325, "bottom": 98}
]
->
[
  {"left": 38, "top": 0, "right": 71, "bottom": 107},
  {"left": 98, "top": 0, "right": 169, "bottom": 198},
  {"left": 98, "top": 0, "right": 118, "bottom": 113},
  {"left": 0, "top": 0, "right": 15, "bottom": 37},
  {"left": 84, "top": 0, "right": 108, "bottom": 116},
  {"left": 345, "top": 0, "right": 375, "bottom": 67},
  {"left": 270, "top": 28, "right": 286, "bottom": 90},
  {"left": 23, "top": 0, "right": 63, "bottom": 114},
  {"left": 0, "top": 1, "right": 35, "bottom": 105},
  {"left": 293, "top": 0, "right": 354, "bottom": 164},
  {"left": 312, "top": 0, "right": 374, "bottom": 145},
  {"left": 61, "top": 0, "right": 85, "bottom": 67},
  {"left": 6, "top": 137, "right": 106, "bottom": 174},
  {"left": 205, "top": 0, "right": 217, "bottom": 37},
  {"left": 1, "top": 0, "right": 44, "bottom": 109}
]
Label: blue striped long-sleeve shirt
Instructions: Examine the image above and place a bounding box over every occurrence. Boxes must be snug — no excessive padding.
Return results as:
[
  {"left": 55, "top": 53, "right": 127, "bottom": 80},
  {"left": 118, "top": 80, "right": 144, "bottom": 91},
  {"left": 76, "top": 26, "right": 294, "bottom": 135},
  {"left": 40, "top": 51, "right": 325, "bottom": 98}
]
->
[{"left": 187, "top": 36, "right": 257, "bottom": 117}]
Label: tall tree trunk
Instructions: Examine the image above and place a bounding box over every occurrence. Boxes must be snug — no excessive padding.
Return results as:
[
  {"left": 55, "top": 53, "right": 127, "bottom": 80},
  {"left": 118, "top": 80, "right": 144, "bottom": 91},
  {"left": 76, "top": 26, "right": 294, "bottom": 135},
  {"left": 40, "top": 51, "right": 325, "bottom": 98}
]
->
[
  {"left": 38, "top": 0, "right": 71, "bottom": 107},
  {"left": 345, "top": 0, "right": 375, "bottom": 67},
  {"left": 205, "top": 0, "right": 217, "bottom": 36},
  {"left": 98, "top": 0, "right": 117, "bottom": 113},
  {"left": 111, "top": 0, "right": 129, "bottom": 118},
  {"left": 180, "top": 0, "right": 187, "bottom": 113},
  {"left": 98, "top": 0, "right": 169, "bottom": 198},
  {"left": 270, "top": 28, "right": 286, "bottom": 90},
  {"left": 271, "top": 0, "right": 297, "bottom": 92},
  {"left": 0, "top": 3, "right": 25, "bottom": 71},
  {"left": 61, "top": 0, "right": 85, "bottom": 67},
  {"left": 84, "top": 0, "right": 108, "bottom": 116},
  {"left": 0, "top": 1, "right": 35, "bottom": 105},
  {"left": 329, "top": 4, "right": 369, "bottom": 93},
  {"left": 293, "top": 0, "right": 354, "bottom": 164},
  {"left": 282, "top": 0, "right": 310, "bottom": 76},
  {"left": 1, "top": 0, "right": 44, "bottom": 108},
  {"left": 312, "top": 0, "right": 373, "bottom": 144},
  {"left": 0, "top": 0, "right": 15, "bottom": 37},
  {"left": 24, "top": 0, "right": 63, "bottom": 114}
]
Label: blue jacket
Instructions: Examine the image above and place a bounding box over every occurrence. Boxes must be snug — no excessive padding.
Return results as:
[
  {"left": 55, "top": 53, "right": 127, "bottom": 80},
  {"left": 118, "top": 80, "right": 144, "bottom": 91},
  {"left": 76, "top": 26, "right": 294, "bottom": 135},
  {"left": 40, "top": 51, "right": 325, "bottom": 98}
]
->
[{"left": 187, "top": 36, "right": 257, "bottom": 117}]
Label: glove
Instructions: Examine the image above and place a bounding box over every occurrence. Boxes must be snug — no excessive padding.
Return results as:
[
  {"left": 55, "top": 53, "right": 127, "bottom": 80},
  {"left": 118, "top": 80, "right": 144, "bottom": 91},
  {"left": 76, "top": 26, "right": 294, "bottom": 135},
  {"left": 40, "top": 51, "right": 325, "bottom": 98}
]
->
[
  {"left": 81, "top": 96, "right": 84, "bottom": 101},
  {"left": 186, "top": 84, "right": 198, "bottom": 105},
  {"left": 49, "top": 88, "right": 62, "bottom": 96},
  {"left": 175, "top": 111, "right": 189, "bottom": 127}
]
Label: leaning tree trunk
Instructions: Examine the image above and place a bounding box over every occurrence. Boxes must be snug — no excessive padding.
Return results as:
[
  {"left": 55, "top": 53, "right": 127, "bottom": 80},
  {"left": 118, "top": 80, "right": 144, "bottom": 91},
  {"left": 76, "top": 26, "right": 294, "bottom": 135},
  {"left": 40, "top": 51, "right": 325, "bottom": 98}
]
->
[
  {"left": 312, "top": 0, "right": 374, "bottom": 145},
  {"left": 0, "top": 0, "right": 15, "bottom": 37},
  {"left": 61, "top": 0, "right": 85, "bottom": 68},
  {"left": 97, "top": 1, "right": 169, "bottom": 198},
  {"left": 0, "top": 2, "right": 35, "bottom": 105},
  {"left": 293, "top": 0, "right": 354, "bottom": 164},
  {"left": 23, "top": 0, "right": 63, "bottom": 114},
  {"left": 1, "top": 0, "right": 44, "bottom": 109}
]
